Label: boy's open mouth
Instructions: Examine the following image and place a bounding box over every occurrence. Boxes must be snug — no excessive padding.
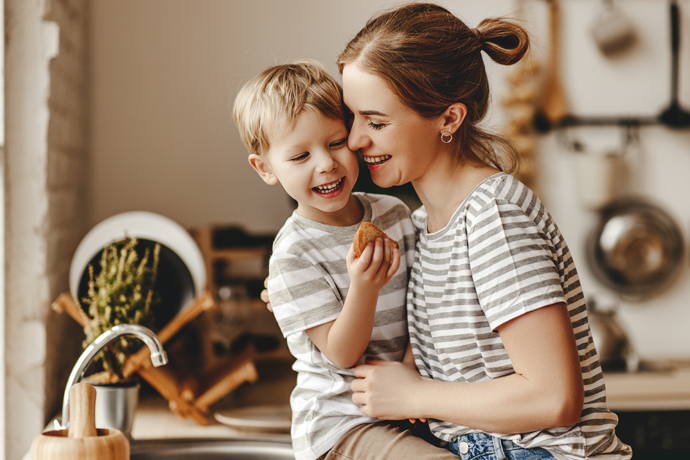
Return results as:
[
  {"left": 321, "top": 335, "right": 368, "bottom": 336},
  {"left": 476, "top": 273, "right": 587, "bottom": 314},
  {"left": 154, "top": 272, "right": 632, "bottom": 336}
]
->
[
  {"left": 362, "top": 154, "right": 391, "bottom": 166},
  {"left": 313, "top": 177, "right": 344, "bottom": 195}
]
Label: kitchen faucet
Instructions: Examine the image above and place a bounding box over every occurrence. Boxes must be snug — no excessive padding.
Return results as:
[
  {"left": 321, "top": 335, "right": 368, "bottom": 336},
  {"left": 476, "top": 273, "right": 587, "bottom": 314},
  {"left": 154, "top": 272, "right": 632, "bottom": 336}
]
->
[{"left": 59, "top": 324, "right": 168, "bottom": 429}]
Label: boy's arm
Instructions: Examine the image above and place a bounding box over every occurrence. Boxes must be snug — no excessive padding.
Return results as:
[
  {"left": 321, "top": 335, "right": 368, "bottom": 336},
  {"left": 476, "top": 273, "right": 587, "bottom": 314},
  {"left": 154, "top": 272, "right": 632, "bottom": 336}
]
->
[{"left": 306, "top": 238, "right": 400, "bottom": 368}]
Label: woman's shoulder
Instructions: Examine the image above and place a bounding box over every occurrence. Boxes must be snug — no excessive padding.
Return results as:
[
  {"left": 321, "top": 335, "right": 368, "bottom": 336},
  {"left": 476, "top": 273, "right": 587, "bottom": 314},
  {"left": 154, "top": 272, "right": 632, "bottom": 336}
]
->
[
  {"left": 464, "top": 173, "right": 558, "bottom": 241},
  {"left": 472, "top": 172, "right": 518, "bottom": 196},
  {"left": 469, "top": 173, "right": 539, "bottom": 211}
]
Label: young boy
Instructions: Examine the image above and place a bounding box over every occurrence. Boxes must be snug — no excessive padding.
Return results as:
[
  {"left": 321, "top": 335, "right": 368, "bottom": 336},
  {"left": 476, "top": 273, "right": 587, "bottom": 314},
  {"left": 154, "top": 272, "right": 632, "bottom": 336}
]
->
[{"left": 232, "top": 60, "right": 418, "bottom": 460}]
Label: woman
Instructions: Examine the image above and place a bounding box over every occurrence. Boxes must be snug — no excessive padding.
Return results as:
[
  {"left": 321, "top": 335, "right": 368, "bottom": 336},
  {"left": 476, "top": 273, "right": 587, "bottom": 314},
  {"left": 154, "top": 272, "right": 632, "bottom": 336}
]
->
[
  {"left": 264, "top": 3, "right": 631, "bottom": 459},
  {"left": 336, "top": 3, "right": 631, "bottom": 459}
]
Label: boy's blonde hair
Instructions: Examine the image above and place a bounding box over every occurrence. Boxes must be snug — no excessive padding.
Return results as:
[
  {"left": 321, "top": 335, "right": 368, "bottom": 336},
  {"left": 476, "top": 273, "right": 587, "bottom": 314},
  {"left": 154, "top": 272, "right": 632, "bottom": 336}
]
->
[{"left": 233, "top": 60, "right": 346, "bottom": 156}]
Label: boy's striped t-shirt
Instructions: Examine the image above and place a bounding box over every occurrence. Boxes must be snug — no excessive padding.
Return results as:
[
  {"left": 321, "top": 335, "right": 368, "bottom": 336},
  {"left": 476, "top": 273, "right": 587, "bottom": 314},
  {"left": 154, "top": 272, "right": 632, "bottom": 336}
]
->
[
  {"left": 268, "top": 192, "right": 417, "bottom": 460},
  {"left": 407, "top": 173, "right": 631, "bottom": 459}
]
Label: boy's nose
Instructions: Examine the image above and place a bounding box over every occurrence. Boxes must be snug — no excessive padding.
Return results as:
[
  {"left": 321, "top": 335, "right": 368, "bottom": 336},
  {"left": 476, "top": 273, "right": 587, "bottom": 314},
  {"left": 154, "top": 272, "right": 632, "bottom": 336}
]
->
[{"left": 316, "top": 152, "right": 338, "bottom": 173}]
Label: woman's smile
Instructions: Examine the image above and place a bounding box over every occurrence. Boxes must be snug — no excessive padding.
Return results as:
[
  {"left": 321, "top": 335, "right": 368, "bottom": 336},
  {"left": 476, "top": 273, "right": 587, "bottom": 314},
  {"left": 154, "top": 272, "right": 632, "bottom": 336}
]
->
[{"left": 362, "top": 154, "right": 392, "bottom": 170}]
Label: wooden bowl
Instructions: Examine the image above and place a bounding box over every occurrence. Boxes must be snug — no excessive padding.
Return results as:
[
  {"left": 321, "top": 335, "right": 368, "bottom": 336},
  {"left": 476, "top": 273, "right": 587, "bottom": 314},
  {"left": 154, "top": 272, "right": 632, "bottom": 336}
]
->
[
  {"left": 30, "top": 428, "right": 129, "bottom": 460},
  {"left": 30, "top": 382, "right": 129, "bottom": 460}
]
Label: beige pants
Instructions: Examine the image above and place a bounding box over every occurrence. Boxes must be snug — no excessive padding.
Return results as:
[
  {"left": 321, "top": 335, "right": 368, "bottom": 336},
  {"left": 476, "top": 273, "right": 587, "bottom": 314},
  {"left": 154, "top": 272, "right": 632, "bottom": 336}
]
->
[{"left": 320, "top": 420, "right": 458, "bottom": 460}]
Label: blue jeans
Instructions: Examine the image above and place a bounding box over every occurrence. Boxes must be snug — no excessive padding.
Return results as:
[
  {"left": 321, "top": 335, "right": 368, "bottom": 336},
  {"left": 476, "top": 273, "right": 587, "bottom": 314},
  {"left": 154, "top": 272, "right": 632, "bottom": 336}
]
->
[{"left": 447, "top": 432, "right": 555, "bottom": 460}]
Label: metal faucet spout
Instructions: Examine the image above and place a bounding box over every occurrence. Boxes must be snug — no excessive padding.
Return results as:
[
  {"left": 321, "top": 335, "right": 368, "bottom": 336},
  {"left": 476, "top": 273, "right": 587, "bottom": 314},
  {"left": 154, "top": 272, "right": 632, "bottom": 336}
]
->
[{"left": 60, "top": 324, "right": 168, "bottom": 429}]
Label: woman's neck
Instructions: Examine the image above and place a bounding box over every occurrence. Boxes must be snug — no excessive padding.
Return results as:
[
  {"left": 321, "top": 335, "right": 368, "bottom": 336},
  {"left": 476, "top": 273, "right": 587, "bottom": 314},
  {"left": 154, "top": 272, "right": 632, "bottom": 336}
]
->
[{"left": 413, "top": 157, "right": 499, "bottom": 233}]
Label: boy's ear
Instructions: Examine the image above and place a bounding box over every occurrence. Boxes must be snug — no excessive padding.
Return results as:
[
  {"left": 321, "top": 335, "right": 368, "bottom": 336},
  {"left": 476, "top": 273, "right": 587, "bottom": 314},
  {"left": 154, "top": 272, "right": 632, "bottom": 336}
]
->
[
  {"left": 439, "top": 102, "right": 467, "bottom": 136},
  {"left": 248, "top": 154, "right": 279, "bottom": 185}
]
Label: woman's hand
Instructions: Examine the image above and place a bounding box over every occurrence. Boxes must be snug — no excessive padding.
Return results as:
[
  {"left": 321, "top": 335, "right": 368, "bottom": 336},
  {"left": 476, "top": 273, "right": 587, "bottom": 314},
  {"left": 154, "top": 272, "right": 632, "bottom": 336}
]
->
[
  {"left": 351, "top": 360, "right": 426, "bottom": 420},
  {"left": 260, "top": 277, "right": 272, "bottom": 312}
]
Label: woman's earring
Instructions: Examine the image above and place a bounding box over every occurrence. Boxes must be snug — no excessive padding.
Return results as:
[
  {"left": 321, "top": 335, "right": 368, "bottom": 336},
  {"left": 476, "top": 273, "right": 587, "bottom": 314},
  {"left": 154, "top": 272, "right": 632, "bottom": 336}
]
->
[{"left": 441, "top": 132, "right": 453, "bottom": 144}]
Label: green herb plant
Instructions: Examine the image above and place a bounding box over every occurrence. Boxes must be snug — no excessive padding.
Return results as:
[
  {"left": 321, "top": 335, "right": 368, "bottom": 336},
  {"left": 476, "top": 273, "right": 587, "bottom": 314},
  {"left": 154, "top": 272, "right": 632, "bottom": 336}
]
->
[{"left": 78, "top": 237, "right": 161, "bottom": 384}]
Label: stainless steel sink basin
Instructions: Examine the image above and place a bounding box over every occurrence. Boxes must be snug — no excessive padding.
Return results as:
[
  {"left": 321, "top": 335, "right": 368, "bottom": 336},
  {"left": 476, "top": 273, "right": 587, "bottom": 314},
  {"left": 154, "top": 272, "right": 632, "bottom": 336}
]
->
[{"left": 131, "top": 438, "right": 294, "bottom": 459}]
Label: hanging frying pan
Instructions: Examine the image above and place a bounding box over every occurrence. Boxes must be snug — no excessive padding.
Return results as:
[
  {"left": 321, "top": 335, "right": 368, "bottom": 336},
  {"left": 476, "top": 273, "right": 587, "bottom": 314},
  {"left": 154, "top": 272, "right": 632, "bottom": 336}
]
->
[{"left": 587, "top": 198, "right": 685, "bottom": 300}]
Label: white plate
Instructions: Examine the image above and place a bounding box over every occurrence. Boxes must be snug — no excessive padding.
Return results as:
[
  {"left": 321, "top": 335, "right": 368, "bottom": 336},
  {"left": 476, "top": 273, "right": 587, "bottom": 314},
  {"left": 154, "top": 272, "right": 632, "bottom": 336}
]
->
[{"left": 214, "top": 405, "right": 292, "bottom": 432}]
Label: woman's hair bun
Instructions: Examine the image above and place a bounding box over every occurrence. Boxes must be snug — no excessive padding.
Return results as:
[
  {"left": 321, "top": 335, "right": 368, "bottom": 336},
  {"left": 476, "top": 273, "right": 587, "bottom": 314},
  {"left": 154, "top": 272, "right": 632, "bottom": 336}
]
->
[{"left": 475, "top": 17, "right": 529, "bottom": 66}]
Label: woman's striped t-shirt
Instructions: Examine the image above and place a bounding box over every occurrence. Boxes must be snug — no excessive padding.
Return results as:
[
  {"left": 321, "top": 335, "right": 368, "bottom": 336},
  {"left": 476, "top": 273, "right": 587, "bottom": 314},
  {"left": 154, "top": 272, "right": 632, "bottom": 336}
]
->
[
  {"left": 268, "top": 193, "right": 417, "bottom": 460},
  {"left": 407, "top": 173, "right": 631, "bottom": 459}
]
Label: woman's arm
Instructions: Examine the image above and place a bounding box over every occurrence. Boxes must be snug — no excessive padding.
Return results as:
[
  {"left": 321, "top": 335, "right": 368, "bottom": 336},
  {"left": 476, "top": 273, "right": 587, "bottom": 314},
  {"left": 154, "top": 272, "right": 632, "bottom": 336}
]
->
[
  {"left": 351, "top": 303, "right": 584, "bottom": 434},
  {"left": 306, "top": 238, "right": 400, "bottom": 368},
  {"left": 401, "top": 341, "right": 416, "bottom": 370}
]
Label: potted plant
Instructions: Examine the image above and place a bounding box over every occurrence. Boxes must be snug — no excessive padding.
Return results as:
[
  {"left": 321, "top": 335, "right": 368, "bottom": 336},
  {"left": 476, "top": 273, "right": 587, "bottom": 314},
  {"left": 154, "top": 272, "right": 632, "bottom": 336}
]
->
[{"left": 77, "top": 237, "right": 161, "bottom": 436}]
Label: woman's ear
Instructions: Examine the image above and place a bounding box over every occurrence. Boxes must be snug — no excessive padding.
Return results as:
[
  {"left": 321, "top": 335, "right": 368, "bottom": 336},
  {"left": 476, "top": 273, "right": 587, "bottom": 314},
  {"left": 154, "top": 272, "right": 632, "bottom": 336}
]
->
[
  {"left": 248, "top": 154, "right": 279, "bottom": 185},
  {"left": 440, "top": 102, "right": 467, "bottom": 135}
]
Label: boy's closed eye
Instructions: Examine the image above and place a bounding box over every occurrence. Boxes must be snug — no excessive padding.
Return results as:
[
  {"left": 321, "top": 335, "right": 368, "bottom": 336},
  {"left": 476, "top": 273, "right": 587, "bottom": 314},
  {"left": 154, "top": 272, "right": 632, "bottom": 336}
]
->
[
  {"left": 330, "top": 138, "right": 349, "bottom": 149},
  {"left": 290, "top": 152, "right": 310, "bottom": 162}
]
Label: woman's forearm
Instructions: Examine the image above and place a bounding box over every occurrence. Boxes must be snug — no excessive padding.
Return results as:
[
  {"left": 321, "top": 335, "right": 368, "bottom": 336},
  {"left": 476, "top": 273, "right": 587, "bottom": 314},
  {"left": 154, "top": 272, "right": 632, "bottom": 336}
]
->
[
  {"left": 353, "top": 304, "right": 584, "bottom": 433},
  {"left": 409, "top": 372, "right": 582, "bottom": 434},
  {"left": 418, "top": 305, "right": 583, "bottom": 432}
]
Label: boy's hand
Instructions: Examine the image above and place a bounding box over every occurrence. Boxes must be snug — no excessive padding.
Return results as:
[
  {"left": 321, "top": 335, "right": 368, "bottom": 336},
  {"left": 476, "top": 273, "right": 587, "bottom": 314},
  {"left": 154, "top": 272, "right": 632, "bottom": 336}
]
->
[{"left": 346, "top": 237, "right": 400, "bottom": 293}]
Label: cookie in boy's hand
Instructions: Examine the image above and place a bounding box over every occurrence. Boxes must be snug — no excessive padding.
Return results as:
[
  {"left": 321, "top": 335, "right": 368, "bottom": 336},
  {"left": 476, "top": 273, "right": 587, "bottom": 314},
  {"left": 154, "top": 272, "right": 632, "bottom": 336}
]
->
[{"left": 353, "top": 222, "right": 399, "bottom": 257}]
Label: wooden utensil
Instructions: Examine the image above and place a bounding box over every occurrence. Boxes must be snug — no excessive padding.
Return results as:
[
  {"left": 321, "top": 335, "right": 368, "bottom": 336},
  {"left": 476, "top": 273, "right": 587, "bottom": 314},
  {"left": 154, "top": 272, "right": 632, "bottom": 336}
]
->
[
  {"left": 30, "top": 382, "right": 130, "bottom": 460},
  {"left": 539, "top": 0, "right": 568, "bottom": 127}
]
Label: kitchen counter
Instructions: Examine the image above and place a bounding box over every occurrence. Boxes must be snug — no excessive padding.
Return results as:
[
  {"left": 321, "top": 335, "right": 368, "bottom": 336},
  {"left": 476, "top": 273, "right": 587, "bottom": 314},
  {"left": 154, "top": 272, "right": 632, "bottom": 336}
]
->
[
  {"left": 604, "top": 360, "right": 690, "bottom": 412},
  {"left": 604, "top": 361, "right": 690, "bottom": 458},
  {"left": 23, "top": 362, "right": 295, "bottom": 460},
  {"left": 25, "top": 360, "right": 690, "bottom": 459},
  {"left": 130, "top": 392, "right": 292, "bottom": 441},
  {"left": 132, "top": 359, "right": 295, "bottom": 441},
  {"left": 132, "top": 360, "right": 690, "bottom": 438}
]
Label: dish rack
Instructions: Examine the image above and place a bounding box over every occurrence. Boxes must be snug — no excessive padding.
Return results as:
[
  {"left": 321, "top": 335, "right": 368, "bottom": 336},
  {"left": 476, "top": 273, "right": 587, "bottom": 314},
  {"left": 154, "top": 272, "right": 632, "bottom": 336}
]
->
[
  {"left": 53, "top": 216, "right": 292, "bottom": 425},
  {"left": 52, "top": 291, "right": 259, "bottom": 425}
]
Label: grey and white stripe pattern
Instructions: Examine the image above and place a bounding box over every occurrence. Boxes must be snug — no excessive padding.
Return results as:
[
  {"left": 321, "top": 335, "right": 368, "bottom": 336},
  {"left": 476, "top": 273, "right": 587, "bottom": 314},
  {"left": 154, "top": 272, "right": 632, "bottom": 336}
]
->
[
  {"left": 408, "top": 173, "right": 631, "bottom": 459},
  {"left": 268, "top": 193, "right": 417, "bottom": 460}
]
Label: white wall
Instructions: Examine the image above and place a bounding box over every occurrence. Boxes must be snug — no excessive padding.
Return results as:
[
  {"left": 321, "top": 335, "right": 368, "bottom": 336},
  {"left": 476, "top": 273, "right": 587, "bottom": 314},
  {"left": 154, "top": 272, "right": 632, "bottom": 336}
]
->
[
  {"left": 533, "top": 0, "right": 690, "bottom": 361},
  {"left": 88, "top": 0, "right": 690, "bottom": 361},
  {"left": 87, "top": 0, "right": 516, "bottom": 232},
  {"left": 5, "top": 0, "right": 89, "bottom": 458}
]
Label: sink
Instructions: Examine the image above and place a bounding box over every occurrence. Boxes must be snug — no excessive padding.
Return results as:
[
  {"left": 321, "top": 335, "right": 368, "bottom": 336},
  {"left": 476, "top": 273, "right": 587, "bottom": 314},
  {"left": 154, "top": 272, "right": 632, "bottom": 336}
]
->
[{"left": 131, "top": 438, "right": 293, "bottom": 459}]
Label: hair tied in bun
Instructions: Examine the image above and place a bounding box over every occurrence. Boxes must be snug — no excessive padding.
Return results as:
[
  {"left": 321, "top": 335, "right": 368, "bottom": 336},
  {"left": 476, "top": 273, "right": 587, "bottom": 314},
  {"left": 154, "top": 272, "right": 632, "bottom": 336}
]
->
[{"left": 471, "top": 27, "right": 482, "bottom": 41}]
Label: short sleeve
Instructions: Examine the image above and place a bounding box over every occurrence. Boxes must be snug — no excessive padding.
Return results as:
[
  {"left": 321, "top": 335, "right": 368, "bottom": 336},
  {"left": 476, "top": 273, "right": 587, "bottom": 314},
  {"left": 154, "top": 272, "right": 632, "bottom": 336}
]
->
[
  {"left": 267, "top": 252, "right": 343, "bottom": 337},
  {"left": 467, "top": 199, "right": 566, "bottom": 331}
]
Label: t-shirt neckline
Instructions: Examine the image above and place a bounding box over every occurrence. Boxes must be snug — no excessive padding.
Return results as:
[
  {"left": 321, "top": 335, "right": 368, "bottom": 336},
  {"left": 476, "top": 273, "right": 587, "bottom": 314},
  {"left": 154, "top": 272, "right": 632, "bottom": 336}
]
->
[
  {"left": 290, "top": 192, "right": 372, "bottom": 235},
  {"left": 424, "top": 172, "right": 506, "bottom": 239}
]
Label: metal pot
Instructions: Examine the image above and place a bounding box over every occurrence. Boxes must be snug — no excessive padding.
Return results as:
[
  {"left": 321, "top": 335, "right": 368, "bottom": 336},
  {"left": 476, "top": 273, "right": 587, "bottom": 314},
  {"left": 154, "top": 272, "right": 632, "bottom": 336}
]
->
[
  {"left": 587, "top": 299, "right": 638, "bottom": 372},
  {"left": 587, "top": 198, "right": 685, "bottom": 300},
  {"left": 93, "top": 383, "right": 140, "bottom": 440}
]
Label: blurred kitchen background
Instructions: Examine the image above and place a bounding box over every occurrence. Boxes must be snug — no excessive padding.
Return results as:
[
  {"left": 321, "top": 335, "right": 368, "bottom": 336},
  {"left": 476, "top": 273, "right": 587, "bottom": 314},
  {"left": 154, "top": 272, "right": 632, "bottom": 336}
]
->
[{"left": 4, "top": 0, "right": 690, "bottom": 458}]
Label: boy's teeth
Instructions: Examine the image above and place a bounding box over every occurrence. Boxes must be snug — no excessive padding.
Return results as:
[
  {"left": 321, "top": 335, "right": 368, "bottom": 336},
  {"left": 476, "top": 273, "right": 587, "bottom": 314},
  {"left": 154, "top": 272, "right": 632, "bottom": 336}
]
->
[
  {"left": 363, "top": 155, "right": 391, "bottom": 165},
  {"left": 314, "top": 178, "right": 343, "bottom": 193}
]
